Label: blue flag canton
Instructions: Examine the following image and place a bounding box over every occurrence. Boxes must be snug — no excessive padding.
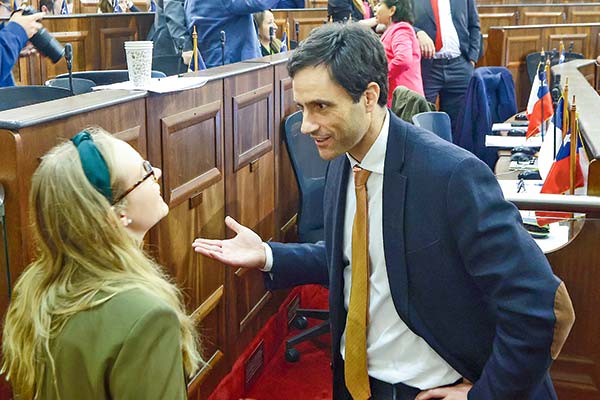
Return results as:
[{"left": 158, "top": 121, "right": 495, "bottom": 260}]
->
[
  {"left": 536, "top": 65, "right": 550, "bottom": 98},
  {"left": 113, "top": 0, "right": 123, "bottom": 12},
  {"left": 60, "top": 0, "right": 69, "bottom": 14},
  {"left": 149, "top": 0, "right": 156, "bottom": 11}
]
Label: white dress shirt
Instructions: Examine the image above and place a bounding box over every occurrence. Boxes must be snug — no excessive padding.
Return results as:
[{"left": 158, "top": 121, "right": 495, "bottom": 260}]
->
[
  {"left": 434, "top": 0, "right": 462, "bottom": 59},
  {"left": 263, "top": 111, "right": 461, "bottom": 389}
]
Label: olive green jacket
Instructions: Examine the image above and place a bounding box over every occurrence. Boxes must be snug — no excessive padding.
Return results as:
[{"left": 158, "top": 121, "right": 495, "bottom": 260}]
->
[{"left": 40, "top": 288, "right": 186, "bottom": 400}]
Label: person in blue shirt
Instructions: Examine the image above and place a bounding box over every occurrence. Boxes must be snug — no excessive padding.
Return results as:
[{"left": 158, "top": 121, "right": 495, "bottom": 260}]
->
[
  {"left": 185, "top": 0, "right": 279, "bottom": 68},
  {"left": 274, "top": 0, "right": 304, "bottom": 8},
  {"left": 0, "top": 10, "right": 43, "bottom": 87}
]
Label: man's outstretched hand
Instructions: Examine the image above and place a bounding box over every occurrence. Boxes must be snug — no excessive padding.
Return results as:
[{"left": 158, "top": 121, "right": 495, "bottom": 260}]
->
[{"left": 192, "top": 216, "right": 266, "bottom": 269}]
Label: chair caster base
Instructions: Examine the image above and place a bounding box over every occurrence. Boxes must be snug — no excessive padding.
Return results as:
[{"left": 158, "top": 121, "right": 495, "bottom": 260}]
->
[
  {"left": 285, "top": 347, "right": 300, "bottom": 362},
  {"left": 292, "top": 316, "right": 308, "bottom": 330}
]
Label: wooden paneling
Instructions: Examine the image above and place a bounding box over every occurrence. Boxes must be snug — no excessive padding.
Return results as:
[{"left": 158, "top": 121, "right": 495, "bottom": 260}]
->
[
  {"left": 145, "top": 82, "right": 228, "bottom": 398},
  {"left": 547, "top": 219, "right": 600, "bottom": 399},
  {"left": 223, "top": 65, "right": 277, "bottom": 355},
  {"left": 521, "top": 11, "right": 566, "bottom": 25},
  {"left": 273, "top": 9, "right": 328, "bottom": 43},
  {"left": 485, "top": 23, "right": 600, "bottom": 109}
]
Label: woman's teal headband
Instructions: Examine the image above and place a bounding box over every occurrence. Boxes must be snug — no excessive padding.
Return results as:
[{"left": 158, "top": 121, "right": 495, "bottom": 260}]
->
[{"left": 70, "top": 131, "right": 113, "bottom": 203}]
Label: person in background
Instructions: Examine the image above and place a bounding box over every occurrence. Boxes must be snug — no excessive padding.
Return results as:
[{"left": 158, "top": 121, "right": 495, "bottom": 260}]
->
[
  {"left": 328, "top": 0, "right": 366, "bottom": 22},
  {"left": 0, "top": 9, "right": 43, "bottom": 87},
  {"left": 185, "top": 0, "right": 279, "bottom": 68},
  {"left": 2, "top": 128, "right": 202, "bottom": 399},
  {"left": 254, "top": 10, "right": 281, "bottom": 56},
  {"left": 192, "top": 23, "right": 574, "bottom": 400},
  {"left": 148, "top": 0, "right": 192, "bottom": 60},
  {"left": 39, "top": 0, "right": 61, "bottom": 14},
  {"left": 412, "top": 0, "right": 481, "bottom": 137},
  {"left": 97, "top": 0, "right": 139, "bottom": 13},
  {"left": 274, "top": 0, "right": 303, "bottom": 8},
  {"left": 375, "top": 0, "right": 423, "bottom": 106}
]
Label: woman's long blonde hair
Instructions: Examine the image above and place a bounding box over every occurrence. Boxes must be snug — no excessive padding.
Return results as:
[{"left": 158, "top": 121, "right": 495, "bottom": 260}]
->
[{"left": 1, "top": 128, "right": 201, "bottom": 399}]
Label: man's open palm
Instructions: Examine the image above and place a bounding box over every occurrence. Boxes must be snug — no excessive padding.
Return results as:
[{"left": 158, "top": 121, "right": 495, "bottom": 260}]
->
[{"left": 192, "top": 216, "right": 266, "bottom": 269}]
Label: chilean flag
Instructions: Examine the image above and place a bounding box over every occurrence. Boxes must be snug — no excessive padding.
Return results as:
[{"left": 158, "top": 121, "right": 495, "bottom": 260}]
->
[
  {"left": 526, "top": 63, "right": 553, "bottom": 138},
  {"left": 536, "top": 129, "right": 585, "bottom": 226}
]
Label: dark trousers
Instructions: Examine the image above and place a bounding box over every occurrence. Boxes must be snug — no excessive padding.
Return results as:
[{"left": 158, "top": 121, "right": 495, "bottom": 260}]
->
[{"left": 421, "top": 56, "right": 474, "bottom": 140}]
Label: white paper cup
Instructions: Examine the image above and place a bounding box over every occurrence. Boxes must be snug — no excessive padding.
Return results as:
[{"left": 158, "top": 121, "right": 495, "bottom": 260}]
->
[{"left": 124, "top": 41, "right": 153, "bottom": 88}]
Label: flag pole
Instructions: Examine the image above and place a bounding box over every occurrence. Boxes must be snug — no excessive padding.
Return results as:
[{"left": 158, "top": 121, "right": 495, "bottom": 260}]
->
[
  {"left": 569, "top": 96, "right": 577, "bottom": 195},
  {"left": 192, "top": 26, "right": 198, "bottom": 73},
  {"left": 562, "top": 78, "right": 569, "bottom": 139},
  {"left": 285, "top": 19, "right": 291, "bottom": 50}
]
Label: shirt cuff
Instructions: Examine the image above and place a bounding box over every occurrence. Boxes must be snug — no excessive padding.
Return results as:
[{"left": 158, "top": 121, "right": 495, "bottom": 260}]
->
[{"left": 260, "top": 242, "right": 273, "bottom": 272}]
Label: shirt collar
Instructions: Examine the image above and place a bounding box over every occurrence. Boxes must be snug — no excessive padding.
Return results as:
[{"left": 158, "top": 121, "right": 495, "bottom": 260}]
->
[{"left": 346, "top": 110, "right": 389, "bottom": 175}]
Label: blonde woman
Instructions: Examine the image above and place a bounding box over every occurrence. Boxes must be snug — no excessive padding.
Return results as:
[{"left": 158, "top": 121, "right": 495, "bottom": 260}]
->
[{"left": 2, "top": 128, "right": 201, "bottom": 399}]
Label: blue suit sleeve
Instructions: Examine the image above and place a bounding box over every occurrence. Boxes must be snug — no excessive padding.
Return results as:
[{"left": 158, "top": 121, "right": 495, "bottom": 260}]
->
[
  {"left": 447, "top": 157, "right": 562, "bottom": 399},
  {"left": 466, "top": 0, "right": 481, "bottom": 62},
  {"left": 229, "top": 0, "right": 281, "bottom": 15},
  {"left": 0, "top": 22, "right": 29, "bottom": 86},
  {"left": 264, "top": 241, "right": 329, "bottom": 290}
]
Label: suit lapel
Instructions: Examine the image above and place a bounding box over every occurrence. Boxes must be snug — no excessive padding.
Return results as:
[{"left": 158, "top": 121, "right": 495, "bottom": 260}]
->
[
  {"left": 382, "top": 115, "right": 410, "bottom": 320},
  {"left": 325, "top": 156, "right": 350, "bottom": 353}
]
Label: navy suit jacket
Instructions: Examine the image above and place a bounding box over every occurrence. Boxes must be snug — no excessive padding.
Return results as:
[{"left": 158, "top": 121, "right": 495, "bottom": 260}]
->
[
  {"left": 267, "top": 112, "right": 564, "bottom": 399},
  {"left": 412, "top": 0, "right": 481, "bottom": 63}
]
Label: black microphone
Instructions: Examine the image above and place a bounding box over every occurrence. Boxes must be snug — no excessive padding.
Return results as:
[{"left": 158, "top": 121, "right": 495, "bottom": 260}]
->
[
  {"left": 176, "top": 36, "right": 185, "bottom": 74},
  {"left": 269, "top": 26, "right": 274, "bottom": 54},
  {"left": 220, "top": 30, "right": 226, "bottom": 66},
  {"left": 295, "top": 21, "right": 300, "bottom": 43},
  {"left": 64, "top": 43, "right": 73, "bottom": 95}
]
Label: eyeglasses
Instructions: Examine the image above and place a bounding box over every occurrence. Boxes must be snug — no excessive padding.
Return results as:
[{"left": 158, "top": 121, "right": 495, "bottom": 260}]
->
[{"left": 112, "top": 160, "right": 156, "bottom": 205}]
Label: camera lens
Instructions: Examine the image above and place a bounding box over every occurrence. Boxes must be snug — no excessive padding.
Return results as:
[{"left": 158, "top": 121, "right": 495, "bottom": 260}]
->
[{"left": 19, "top": 6, "right": 65, "bottom": 64}]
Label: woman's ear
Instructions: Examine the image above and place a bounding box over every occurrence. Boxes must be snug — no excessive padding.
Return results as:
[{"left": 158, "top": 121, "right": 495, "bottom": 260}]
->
[{"left": 119, "top": 213, "right": 133, "bottom": 227}]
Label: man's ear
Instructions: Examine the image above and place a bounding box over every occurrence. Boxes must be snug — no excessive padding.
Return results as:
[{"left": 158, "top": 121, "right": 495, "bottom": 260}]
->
[{"left": 364, "top": 82, "right": 381, "bottom": 112}]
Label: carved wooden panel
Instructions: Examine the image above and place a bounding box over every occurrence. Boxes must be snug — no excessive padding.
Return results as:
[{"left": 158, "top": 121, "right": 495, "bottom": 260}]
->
[
  {"left": 570, "top": 10, "right": 600, "bottom": 24},
  {"left": 99, "top": 27, "right": 138, "bottom": 70},
  {"left": 522, "top": 11, "right": 565, "bottom": 25},
  {"left": 273, "top": 9, "right": 328, "bottom": 42},
  {"left": 548, "top": 219, "right": 600, "bottom": 399},
  {"left": 145, "top": 81, "right": 228, "bottom": 398},
  {"left": 224, "top": 66, "right": 278, "bottom": 355},
  {"left": 45, "top": 31, "right": 88, "bottom": 80}
]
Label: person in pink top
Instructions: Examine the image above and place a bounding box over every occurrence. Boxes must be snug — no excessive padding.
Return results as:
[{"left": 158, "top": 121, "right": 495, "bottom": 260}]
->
[{"left": 376, "top": 0, "right": 424, "bottom": 106}]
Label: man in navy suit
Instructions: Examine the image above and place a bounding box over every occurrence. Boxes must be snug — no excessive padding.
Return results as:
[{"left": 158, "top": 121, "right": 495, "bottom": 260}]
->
[
  {"left": 193, "top": 23, "right": 574, "bottom": 400},
  {"left": 412, "top": 0, "right": 481, "bottom": 139}
]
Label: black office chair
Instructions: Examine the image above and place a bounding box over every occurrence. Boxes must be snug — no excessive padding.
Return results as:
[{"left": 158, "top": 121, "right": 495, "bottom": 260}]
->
[
  {"left": 151, "top": 54, "right": 187, "bottom": 76},
  {"left": 412, "top": 111, "right": 453, "bottom": 142},
  {"left": 526, "top": 50, "right": 584, "bottom": 84},
  {"left": 45, "top": 77, "right": 96, "bottom": 94},
  {"left": 55, "top": 70, "right": 166, "bottom": 85},
  {"left": 0, "top": 86, "right": 71, "bottom": 112},
  {"left": 283, "top": 111, "right": 330, "bottom": 362}
]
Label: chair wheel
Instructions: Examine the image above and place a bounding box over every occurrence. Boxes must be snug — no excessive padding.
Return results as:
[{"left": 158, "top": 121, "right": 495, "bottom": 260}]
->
[
  {"left": 285, "top": 347, "right": 300, "bottom": 362},
  {"left": 292, "top": 316, "right": 308, "bottom": 329}
]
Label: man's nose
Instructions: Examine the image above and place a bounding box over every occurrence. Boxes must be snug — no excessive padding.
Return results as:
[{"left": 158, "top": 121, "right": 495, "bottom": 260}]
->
[{"left": 300, "top": 115, "right": 319, "bottom": 135}]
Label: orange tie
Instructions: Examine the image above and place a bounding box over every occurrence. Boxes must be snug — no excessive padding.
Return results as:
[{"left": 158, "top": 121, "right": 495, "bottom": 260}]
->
[
  {"left": 431, "top": 0, "right": 443, "bottom": 52},
  {"left": 345, "top": 166, "right": 372, "bottom": 400}
]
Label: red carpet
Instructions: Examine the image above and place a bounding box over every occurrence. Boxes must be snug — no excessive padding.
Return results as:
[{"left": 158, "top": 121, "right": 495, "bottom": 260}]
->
[{"left": 209, "top": 285, "right": 332, "bottom": 400}]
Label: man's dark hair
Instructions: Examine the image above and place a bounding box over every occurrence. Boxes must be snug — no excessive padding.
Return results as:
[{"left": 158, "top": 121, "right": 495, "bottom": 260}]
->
[
  {"left": 383, "top": 0, "right": 414, "bottom": 24},
  {"left": 39, "top": 0, "right": 56, "bottom": 13},
  {"left": 288, "top": 23, "right": 389, "bottom": 107}
]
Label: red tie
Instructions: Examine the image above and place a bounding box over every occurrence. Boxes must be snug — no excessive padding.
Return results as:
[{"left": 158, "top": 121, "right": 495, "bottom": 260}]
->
[{"left": 431, "top": 0, "right": 443, "bottom": 52}]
